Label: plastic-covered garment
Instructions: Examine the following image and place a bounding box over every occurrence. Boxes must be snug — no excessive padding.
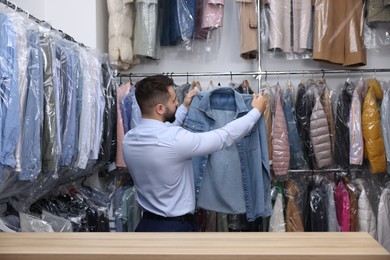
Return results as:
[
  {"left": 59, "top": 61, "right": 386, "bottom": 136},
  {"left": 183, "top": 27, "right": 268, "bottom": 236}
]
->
[
  {"left": 116, "top": 83, "right": 132, "bottom": 168},
  {"left": 41, "top": 210, "right": 73, "bottom": 232},
  {"left": 263, "top": 92, "right": 273, "bottom": 164},
  {"left": 295, "top": 82, "right": 314, "bottom": 169},
  {"left": 285, "top": 179, "right": 304, "bottom": 232},
  {"left": 335, "top": 181, "right": 351, "bottom": 232},
  {"left": 319, "top": 80, "right": 335, "bottom": 155},
  {"left": 195, "top": 0, "right": 224, "bottom": 39},
  {"left": 107, "top": 0, "right": 139, "bottom": 70},
  {"left": 160, "top": 0, "right": 196, "bottom": 51},
  {"left": 352, "top": 178, "right": 377, "bottom": 239},
  {"left": 282, "top": 88, "right": 306, "bottom": 169},
  {"left": 344, "top": 178, "right": 358, "bottom": 232},
  {"left": 265, "top": 0, "right": 291, "bottom": 52},
  {"left": 349, "top": 80, "right": 364, "bottom": 165},
  {"left": 236, "top": 0, "right": 258, "bottom": 59},
  {"left": 272, "top": 87, "right": 290, "bottom": 176},
  {"left": 40, "top": 36, "right": 59, "bottom": 172},
  {"left": 378, "top": 187, "right": 390, "bottom": 252},
  {"left": 366, "top": 0, "right": 390, "bottom": 23},
  {"left": 313, "top": 0, "right": 366, "bottom": 66},
  {"left": 98, "top": 61, "right": 117, "bottom": 167},
  {"left": 362, "top": 79, "right": 386, "bottom": 174},
  {"left": 381, "top": 88, "right": 390, "bottom": 167},
  {"left": 19, "top": 212, "right": 54, "bottom": 232},
  {"left": 334, "top": 82, "right": 353, "bottom": 170},
  {"left": 120, "top": 186, "right": 141, "bottom": 232},
  {"left": 269, "top": 185, "right": 286, "bottom": 232},
  {"left": 308, "top": 180, "right": 328, "bottom": 231},
  {"left": 0, "top": 13, "right": 20, "bottom": 170},
  {"left": 309, "top": 86, "right": 332, "bottom": 169},
  {"left": 134, "top": 0, "right": 159, "bottom": 59},
  {"left": 325, "top": 182, "right": 339, "bottom": 232}
]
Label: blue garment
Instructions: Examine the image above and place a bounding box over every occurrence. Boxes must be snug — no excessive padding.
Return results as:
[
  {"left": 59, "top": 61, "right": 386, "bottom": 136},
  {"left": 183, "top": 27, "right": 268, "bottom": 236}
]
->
[
  {"left": 19, "top": 31, "right": 44, "bottom": 181},
  {"left": 0, "top": 13, "right": 20, "bottom": 170},
  {"left": 160, "top": 0, "right": 196, "bottom": 46},
  {"left": 54, "top": 39, "right": 79, "bottom": 167},
  {"left": 282, "top": 88, "right": 306, "bottom": 169},
  {"left": 183, "top": 87, "right": 272, "bottom": 221},
  {"left": 121, "top": 86, "right": 135, "bottom": 134}
]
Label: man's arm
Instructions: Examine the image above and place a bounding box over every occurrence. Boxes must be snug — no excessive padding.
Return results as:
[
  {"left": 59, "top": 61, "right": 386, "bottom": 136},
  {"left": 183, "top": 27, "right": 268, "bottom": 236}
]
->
[{"left": 165, "top": 89, "right": 198, "bottom": 126}]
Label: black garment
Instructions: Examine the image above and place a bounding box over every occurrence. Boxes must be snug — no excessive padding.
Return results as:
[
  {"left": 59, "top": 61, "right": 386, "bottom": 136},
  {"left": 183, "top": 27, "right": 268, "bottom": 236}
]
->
[
  {"left": 98, "top": 63, "right": 116, "bottom": 167},
  {"left": 135, "top": 213, "right": 197, "bottom": 232},
  {"left": 334, "top": 82, "right": 354, "bottom": 169},
  {"left": 309, "top": 182, "right": 328, "bottom": 232},
  {"left": 295, "top": 83, "right": 314, "bottom": 169}
]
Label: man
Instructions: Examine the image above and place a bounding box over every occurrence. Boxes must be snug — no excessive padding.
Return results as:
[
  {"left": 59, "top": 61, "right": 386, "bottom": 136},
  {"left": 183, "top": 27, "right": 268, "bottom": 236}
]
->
[{"left": 122, "top": 75, "right": 268, "bottom": 232}]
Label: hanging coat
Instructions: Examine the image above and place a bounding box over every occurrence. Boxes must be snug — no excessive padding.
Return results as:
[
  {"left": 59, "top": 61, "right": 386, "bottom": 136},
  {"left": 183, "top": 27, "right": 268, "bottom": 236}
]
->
[
  {"left": 269, "top": 186, "right": 286, "bottom": 232},
  {"left": 381, "top": 88, "right": 390, "bottom": 168},
  {"left": 319, "top": 80, "right": 335, "bottom": 155},
  {"left": 283, "top": 88, "right": 306, "bottom": 169},
  {"left": 334, "top": 82, "right": 353, "bottom": 169},
  {"left": 349, "top": 80, "right": 364, "bottom": 165},
  {"left": 272, "top": 87, "right": 290, "bottom": 176},
  {"left": 295, "top": 83, "right": 314, "bottom": 169},
  {"left": 285, "top": 179, "right": 304, "bottom": 232},
  {"left": 352, "top": 178, "right": 377, "bottom": 239},
  {"left": 309, "top": 86, "right": 332, "bottom": 169},
  {"left": 344, "top": 178, "right": 358, "bottom": 232},
  {"left": 362, "top": 79, "right": 386, "bottom": 174},
  {"left": 335, "top": 181, "right": 351, "bottom": 232},
  {"left": 263, "top": 91, "right": 273, "bottom": 164},
  {"left": 378, "top": 187, "right": 390, "bottom": 252}
]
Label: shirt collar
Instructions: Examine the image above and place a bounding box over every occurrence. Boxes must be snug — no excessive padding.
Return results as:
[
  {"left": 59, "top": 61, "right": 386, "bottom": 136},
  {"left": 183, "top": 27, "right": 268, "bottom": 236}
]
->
[
  {"left": 139, "top": 118, "right": 168, "bottom": 127},
  {"left": 197, "top": 87, "right": 249, "bottom": 114}
]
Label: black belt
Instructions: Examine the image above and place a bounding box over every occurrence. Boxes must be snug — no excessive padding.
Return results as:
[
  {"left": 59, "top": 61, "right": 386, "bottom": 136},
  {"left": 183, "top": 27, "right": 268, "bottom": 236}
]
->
[{"left": 143, "top": 211, "right": 195, "bottom": 223}]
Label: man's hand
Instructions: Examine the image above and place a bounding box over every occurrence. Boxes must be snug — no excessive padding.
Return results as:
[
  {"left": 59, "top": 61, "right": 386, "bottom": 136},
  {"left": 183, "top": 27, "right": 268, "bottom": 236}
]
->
[
  {"left": 183, "top": 89, "right": 198, "bottom": 110},
  {"left": 251, "top": 93, "right": 268, "bottom": 114}
]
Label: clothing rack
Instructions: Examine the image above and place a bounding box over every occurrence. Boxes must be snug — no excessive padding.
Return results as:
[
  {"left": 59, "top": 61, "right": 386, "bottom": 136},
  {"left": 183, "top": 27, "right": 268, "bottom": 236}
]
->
[
  {"left": 117, "top": 68, "right": 390, "bottom": 80},
  {"left": 0, "top": 0, "right": 86, "bottom": 47}
]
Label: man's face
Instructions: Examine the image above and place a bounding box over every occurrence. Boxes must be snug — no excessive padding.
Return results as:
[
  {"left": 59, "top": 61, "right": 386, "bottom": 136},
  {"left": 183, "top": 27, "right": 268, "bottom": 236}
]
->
[{"left": 163, "top": 86, "right": 179, "bottom": 123}]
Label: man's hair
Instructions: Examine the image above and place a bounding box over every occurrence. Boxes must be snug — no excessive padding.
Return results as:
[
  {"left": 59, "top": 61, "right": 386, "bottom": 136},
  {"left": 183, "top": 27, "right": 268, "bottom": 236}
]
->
[{"left": 135, "top": 75, "right": 174, "bottom": 116}]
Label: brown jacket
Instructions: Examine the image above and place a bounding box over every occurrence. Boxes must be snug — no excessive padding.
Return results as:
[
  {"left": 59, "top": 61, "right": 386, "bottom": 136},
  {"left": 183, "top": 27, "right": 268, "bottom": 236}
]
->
[
  {"left": 313, "top": 0, "right": 366, "bottom": 66},
  {"left": 285, "top": 180, "right": 304, "bottom": 232}
]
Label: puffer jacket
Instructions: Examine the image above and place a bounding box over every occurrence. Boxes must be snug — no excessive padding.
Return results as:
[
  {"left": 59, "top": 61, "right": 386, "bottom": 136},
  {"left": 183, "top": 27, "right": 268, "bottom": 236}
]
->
[
  {"left": 362, "top": 79, "right": 386, "bottom": 174},
  {"left": 378, "top": 187, "right": 390, "bottom": 252},
  {"left": 381, "top": 88, "right": 390, "bottom": 167},
  {"left": 334, "top": 82, "right": 354, "bottom": 169},
  {"left": 272, "top": 87, "right": 290, "bottom": 176},
  {"left": 319, "top": 80, "right": 335, "bottom": 155},
  {"left": 349, "top": 80, "right": 364, "bottom": 165},
  {"left": 352, "top": 178, "right": 377, "bottom": 239},
  {"left": 107, "top": 0, "right": 139, "bottom": 70},
  {"left": 309, "top": 86, "right": 332, "bottom": 168}
]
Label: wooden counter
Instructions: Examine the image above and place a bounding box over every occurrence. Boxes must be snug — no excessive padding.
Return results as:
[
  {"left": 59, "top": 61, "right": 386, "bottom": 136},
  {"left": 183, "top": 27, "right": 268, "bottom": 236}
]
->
[{"left": 0, "top": 232, "right": 388, "bottom": 260}]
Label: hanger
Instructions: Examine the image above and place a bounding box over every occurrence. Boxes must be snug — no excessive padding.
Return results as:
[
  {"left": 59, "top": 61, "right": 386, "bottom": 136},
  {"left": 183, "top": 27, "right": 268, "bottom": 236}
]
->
[
  {"left": 186, "top": 72, "right": 189, "bottom": 84},
  {"left": 129, "top": 73, "right": 133, "bottom": 85},
  {"left": 300, "top": 72, "right": 305, "bottom": 84}
]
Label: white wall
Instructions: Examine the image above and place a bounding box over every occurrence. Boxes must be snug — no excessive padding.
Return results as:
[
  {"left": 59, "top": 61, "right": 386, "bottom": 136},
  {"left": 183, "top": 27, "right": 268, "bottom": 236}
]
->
[{"left": 12, "top": 0, "right": 108, "bottom": 52}]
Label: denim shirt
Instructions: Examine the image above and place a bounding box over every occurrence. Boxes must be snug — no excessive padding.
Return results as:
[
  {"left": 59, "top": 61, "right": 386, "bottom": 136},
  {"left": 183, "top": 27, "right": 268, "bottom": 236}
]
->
[
  {"left": 183, "top": 87, "right": 272, "bottom": 221},
  {"left": 0, "top": 13, "right": 20, "bottom": 170}
]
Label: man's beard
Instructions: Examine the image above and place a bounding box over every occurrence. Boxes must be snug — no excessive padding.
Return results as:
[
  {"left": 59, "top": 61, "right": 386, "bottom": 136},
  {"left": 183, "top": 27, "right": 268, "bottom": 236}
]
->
[{"left": 163, "top": 106, "right": 177, "bottom": 123}]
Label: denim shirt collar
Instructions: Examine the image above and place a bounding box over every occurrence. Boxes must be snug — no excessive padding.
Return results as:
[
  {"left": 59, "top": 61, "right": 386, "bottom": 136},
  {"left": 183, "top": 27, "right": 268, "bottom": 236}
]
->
[{"left": 197, "top": 87, "right": 249, "bottom": 118}]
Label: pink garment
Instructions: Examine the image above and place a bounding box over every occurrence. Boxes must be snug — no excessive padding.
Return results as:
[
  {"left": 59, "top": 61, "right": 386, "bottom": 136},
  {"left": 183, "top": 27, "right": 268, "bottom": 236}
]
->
[
  {"left": 195, "top": 0, "right": 224, "bottom": 38},
  {"left": 272, "top": 88, "right": 290, "bottom": 175},
  {"left": 335, "top": 181, "right": 351, "bottom": 232},
  {"left": 116, "top": 83, "right": 132, "bottom": 168}
]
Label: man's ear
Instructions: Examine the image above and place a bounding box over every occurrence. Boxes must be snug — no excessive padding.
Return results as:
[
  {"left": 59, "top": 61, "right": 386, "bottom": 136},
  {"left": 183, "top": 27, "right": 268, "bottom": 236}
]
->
[{"left": 155, "top": 103, "right": 165, "bottom": 116}]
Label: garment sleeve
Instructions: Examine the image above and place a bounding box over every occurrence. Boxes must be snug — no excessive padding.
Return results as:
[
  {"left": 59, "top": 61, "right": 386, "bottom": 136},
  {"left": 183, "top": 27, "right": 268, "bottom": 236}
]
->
[
  {"left": 165, "top": 104, "right": 188, "bottom": 127},
  {"left": 176, "top": 108, "right": 261, "bottom": 159}
]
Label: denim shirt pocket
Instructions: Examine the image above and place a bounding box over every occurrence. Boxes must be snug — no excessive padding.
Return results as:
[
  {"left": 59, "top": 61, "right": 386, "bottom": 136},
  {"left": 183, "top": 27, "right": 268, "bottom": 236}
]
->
[{"left": 183, "top": 118, "right": 206, "bottom": 133}]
